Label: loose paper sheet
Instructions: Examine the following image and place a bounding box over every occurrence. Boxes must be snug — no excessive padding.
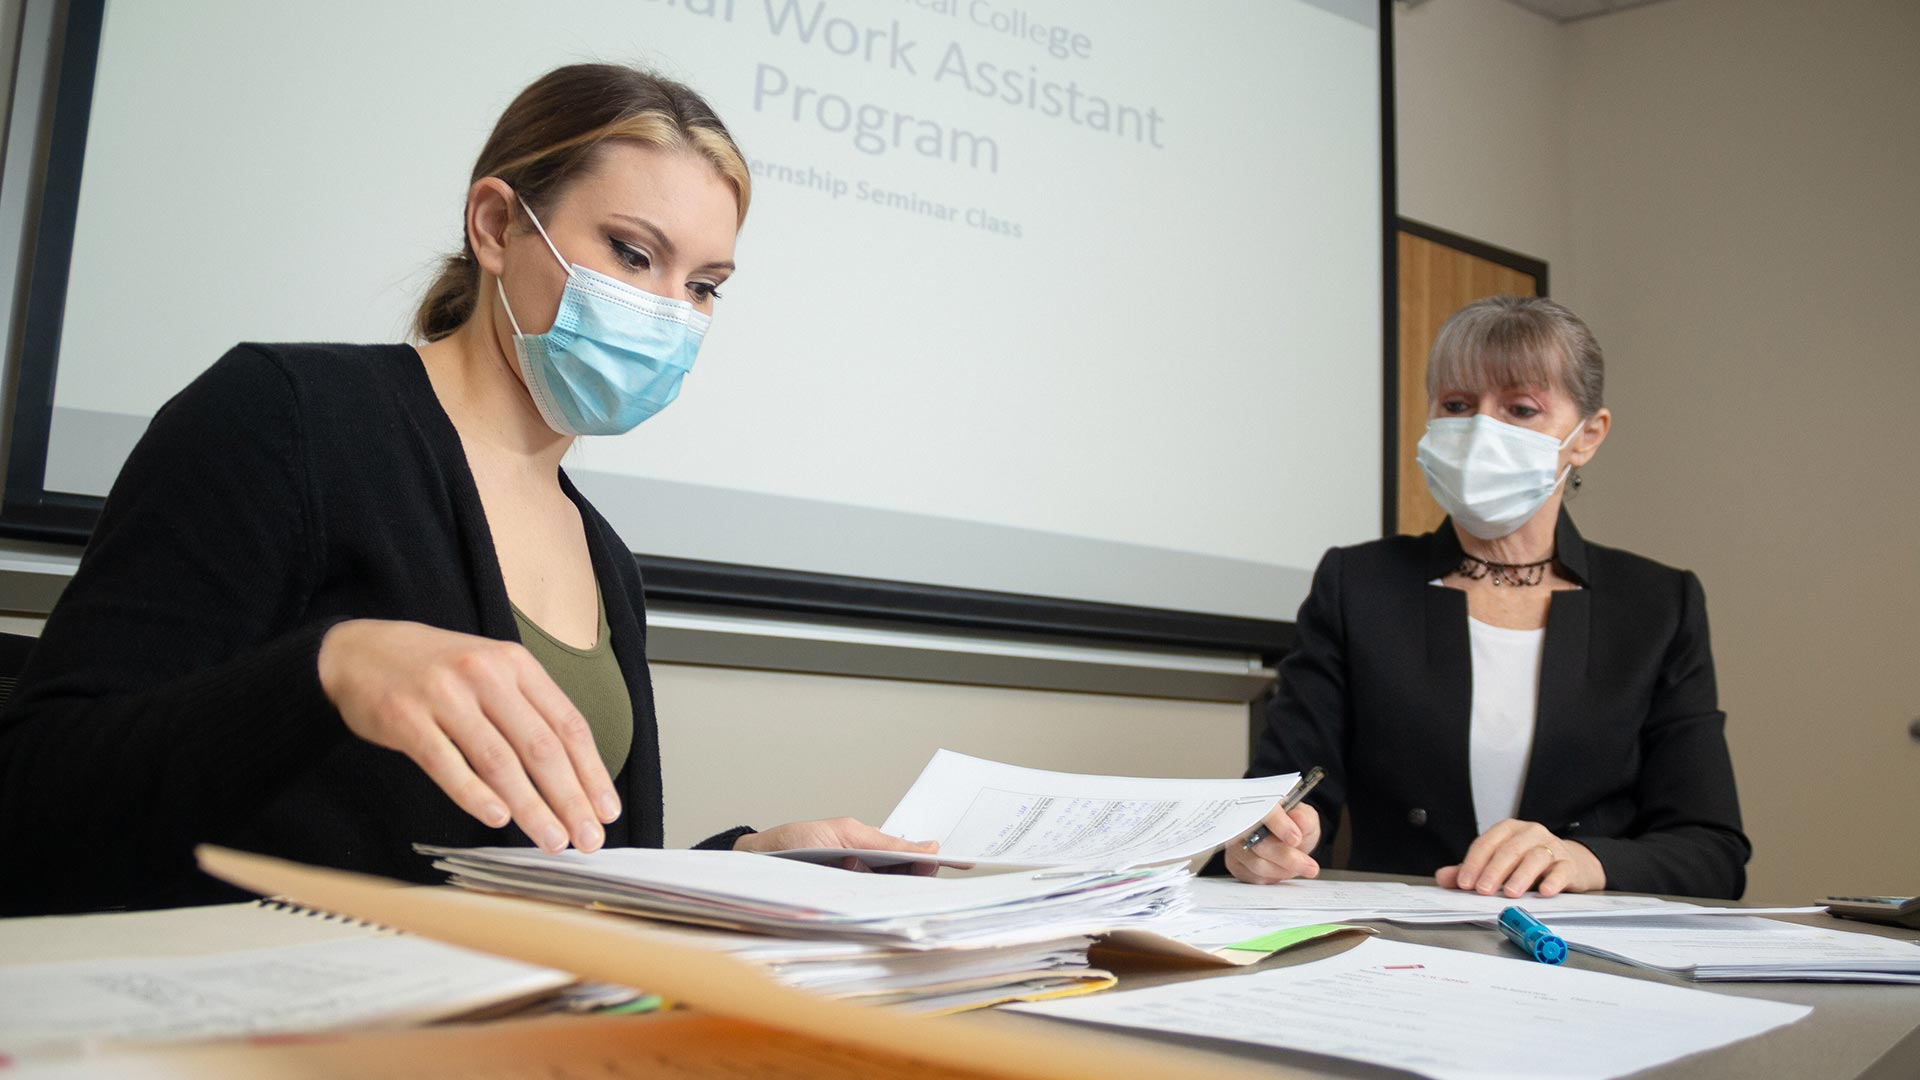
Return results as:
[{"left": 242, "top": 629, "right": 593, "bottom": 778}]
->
[
  {"left": 780, "top": 750, "right": 1295, "bottom": 869},
  {"left": 1183, "top": 877, "right": 1408, "bottom": 913},
  {"left": 1187, "top": 876, "right": 1688, "bottom": 922},
  {"left": 1550, "top": 914, "right": 1920, "bottom": 980},
  {"left": 1186, "top": 878, "right": 1828, "bottom": 927},
  {"left": 1140, "top": 909, "right": 1371, "bottom": 951},
  {"left": 1010, "top": 937, "right": 1811, "bottom": 1080}
]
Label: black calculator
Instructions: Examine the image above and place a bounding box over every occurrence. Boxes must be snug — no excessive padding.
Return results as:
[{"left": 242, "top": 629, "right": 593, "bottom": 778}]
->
[{"left": 1822, "top": 895, "right": 1920, "bottom": 929}]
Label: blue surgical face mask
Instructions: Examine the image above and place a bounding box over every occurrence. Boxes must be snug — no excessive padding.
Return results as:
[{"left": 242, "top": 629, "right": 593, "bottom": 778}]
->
[
  {"left": 496, "top": 195, "right": 710, "bottom": 437},
  {"left": 1416, "top": 413, "right": 1584, "bottom": 540}
]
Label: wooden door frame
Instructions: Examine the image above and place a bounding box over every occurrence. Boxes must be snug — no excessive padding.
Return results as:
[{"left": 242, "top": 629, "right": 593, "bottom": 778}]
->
[{"left": 1398, "top": 218, "right": 1550, "bottom": 295}]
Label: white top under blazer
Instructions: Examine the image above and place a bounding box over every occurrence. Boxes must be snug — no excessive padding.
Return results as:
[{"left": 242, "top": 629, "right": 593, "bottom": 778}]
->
[{"left": 1464, "top": 616, "right": 1546, "bottom": 833}]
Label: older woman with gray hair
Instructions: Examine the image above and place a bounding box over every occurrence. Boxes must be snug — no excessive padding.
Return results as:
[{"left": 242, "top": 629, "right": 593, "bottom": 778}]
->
[{"left": 1223, "top": 295, "right": 1750, "bottom": 900}]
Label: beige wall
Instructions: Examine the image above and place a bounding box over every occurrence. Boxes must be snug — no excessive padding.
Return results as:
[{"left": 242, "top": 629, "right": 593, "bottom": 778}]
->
[
  {"left": 1396, "top": 0, "right": 1920, "bottom": 902},
  {"left": 652, "top": 662, "right": 1251, "bottom": 848},
  {"left": 0, "top": 597, "right": 1256, "bottom": 841},
  {"left": 1394, "top": 0, "right": 1570, "bottom": 273},
  {"left": 1564, "top": 0, "right": 1920, "bottom": 902}
]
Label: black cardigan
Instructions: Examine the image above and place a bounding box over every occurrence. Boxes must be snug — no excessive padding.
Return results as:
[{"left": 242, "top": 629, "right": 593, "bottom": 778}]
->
[
  {"left": 0, "top": 343, "right": 746, "bottom": 916},
  {"left": 1238, "top": 510, "right": 1750, "bottom": 899}
]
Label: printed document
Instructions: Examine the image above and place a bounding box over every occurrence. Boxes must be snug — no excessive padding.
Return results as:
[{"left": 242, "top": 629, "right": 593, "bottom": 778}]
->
[
  {"left": 1185, "top": 876, "right": 1707, "bottom": 922},
  {"left": 779, "top": 750, "right": 1296, "bottom": 869},
  {"left": 1010, "top": 937, "right": 1810, "bottom": 1080},
  {"left": 1549, "top": 914, "right": 1920, "bottom": 982}
]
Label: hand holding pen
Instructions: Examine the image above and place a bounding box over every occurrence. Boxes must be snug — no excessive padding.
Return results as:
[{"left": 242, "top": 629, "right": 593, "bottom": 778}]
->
[{"left": 1224, "top": 766, "right": 1326, "bottom": 885}]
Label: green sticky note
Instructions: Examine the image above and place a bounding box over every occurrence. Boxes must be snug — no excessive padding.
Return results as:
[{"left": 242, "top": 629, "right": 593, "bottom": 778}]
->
[
  {"left": 599, "top": 993, "right": 666, "bottom": 1015},
  {"left": 1220, "top": 923, "right": 1359, "bottom": 955}
]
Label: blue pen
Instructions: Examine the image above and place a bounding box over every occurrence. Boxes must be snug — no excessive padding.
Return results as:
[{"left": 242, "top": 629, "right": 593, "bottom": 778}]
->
[{"left": 1499, "top": 906, "right": 1568, "bottom": 965}]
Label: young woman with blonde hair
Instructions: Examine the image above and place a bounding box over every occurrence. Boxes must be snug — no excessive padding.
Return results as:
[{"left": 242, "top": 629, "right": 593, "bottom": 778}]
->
[{"left": 0, "top": 64, "right": 931, "bottom": 915}]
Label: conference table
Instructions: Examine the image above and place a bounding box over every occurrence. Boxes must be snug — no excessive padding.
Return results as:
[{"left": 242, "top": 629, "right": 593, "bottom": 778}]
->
[
  {"left": 4, "top": 870, "right": 1916, "bottom": 1079},
  {"left": 977, "top": 870, "right": 1920, "bottom": 1080}
]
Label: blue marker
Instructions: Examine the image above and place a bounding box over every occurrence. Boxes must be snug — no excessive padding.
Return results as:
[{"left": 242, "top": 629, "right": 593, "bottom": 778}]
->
[{"left": 1499, "top": 906, "right": 1568, "bottom": 965}]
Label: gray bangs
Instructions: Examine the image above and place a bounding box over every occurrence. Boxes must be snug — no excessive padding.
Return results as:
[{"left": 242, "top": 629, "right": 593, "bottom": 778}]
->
[{"left": 1426, "top": 295, "right": 1606, "bottom": 416}]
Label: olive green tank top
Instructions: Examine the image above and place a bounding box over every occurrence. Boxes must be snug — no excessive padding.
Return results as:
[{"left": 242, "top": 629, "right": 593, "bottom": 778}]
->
[{"left": 510, "top": 589, "right": 632, "bottom": 779}]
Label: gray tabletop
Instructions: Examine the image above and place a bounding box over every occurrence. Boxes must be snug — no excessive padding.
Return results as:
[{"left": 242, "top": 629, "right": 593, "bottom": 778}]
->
[{"left": 975, "top": 871, "right": 1920, "bottom": 1080}]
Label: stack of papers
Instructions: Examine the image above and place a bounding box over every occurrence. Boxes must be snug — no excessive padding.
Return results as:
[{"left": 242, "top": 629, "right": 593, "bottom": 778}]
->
[
  {"left": 421, "top": 846, "right": 1186, "bottom": 946},
  {"left": 1548, "top": 914, "right": 1920, "bottom": 983},
  {"left": 187, "top": 846, "right": 1283, "bottom": 1080},
  {"left": 422, "top": 753, "right": 1319, "bottom": 1004},
  {"left": 422, "top": 845, "right": 1185, "bottom": 1010},
  {"left": 631, "top": 924, "right": 1108, "bottom": 1013}
]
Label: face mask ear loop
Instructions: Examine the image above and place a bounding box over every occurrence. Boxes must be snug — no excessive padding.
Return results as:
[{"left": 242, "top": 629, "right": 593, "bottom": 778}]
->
[
  {"left": 1557, "top": 417, "right": 1588, "bottom": 473},
  {"left": 495, "top": 278, "right": 525, "bottom": 338},
  {"left": 1550, "top": 417, "right": 1588, "bottom": 494},
  {"left": 515, "top": 194, "right": 573, "bottom": 277}
]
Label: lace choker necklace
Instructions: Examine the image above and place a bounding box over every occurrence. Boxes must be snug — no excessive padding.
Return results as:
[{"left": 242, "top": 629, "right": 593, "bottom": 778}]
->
[{"left": 1456, "top": 553, "right": 1553, "bottom": 588}]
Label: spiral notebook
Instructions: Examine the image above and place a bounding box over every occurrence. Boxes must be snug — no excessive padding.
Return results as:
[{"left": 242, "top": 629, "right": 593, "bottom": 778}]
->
[{"left": 0, "top": 897, "right": 577, "bottom": 1060}]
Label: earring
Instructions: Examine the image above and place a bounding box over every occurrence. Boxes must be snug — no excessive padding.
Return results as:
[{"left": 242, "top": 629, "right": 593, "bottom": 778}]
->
[{"left": 1571, "top": 470, "right": 1584, "bottom": 490}]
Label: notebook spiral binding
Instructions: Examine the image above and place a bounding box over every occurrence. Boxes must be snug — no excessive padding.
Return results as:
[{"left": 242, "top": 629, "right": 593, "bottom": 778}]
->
[{"left": 250, "top": 897, "right": 394, "bottom": 932}]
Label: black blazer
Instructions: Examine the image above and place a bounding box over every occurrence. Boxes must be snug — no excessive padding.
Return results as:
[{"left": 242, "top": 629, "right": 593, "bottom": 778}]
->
[
  {"left": 1245, "top": 510, "right": 1750, "bottom": 899},
  {"left": 0, "top": 344, "right": 744, "bottom": 916}
]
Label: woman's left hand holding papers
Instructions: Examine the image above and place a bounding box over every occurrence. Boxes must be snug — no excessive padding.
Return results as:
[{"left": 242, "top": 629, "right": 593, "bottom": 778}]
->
[{"left": 734, "top": 817, "right": 944, "bottom": 875}]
